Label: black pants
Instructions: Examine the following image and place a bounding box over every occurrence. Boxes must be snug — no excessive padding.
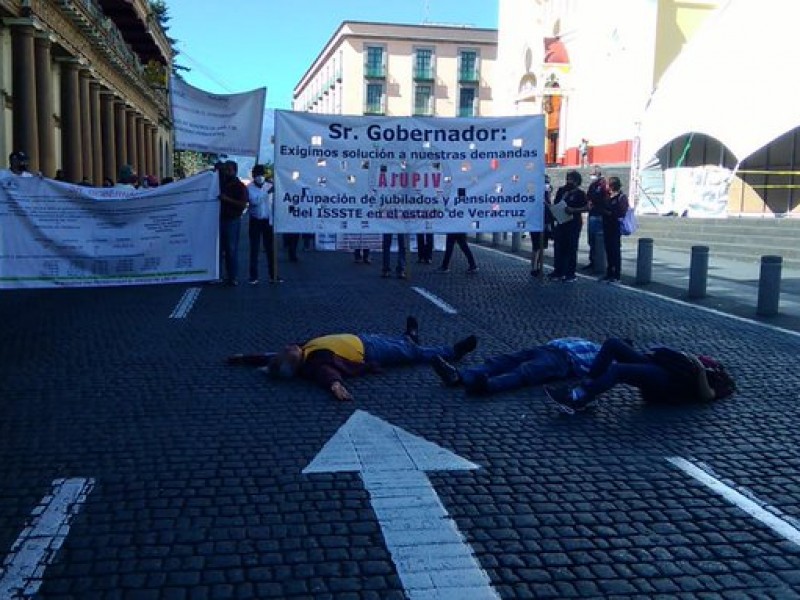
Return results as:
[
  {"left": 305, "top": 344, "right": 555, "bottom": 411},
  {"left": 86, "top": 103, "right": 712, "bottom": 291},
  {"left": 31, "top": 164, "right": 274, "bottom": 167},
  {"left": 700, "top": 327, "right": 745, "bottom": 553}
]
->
[
  {"left": 416, "top": 234, "right": 434, "bottom": 261},
  {"left": 284, "top": 233, "right": 300, "bottom": 261},
  {"left": 554, "top": 220, "right": 582, "bottom": 278},
  {"left": 249, "top": 218, "right": 276, "bottom": 280},
  {"left": 441, "top": 234, "right": 476, "bottom": 269},
  {"left": 602, "top": 219, "right": 622, "bottom": 278}
]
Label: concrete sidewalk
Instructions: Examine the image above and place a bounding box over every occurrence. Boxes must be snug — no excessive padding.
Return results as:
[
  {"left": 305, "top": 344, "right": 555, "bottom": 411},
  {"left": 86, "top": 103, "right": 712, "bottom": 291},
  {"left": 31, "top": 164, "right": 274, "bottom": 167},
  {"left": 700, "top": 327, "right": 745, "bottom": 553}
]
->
[{"left": 479, "top": 232, "right": 800, "bottom": 333}]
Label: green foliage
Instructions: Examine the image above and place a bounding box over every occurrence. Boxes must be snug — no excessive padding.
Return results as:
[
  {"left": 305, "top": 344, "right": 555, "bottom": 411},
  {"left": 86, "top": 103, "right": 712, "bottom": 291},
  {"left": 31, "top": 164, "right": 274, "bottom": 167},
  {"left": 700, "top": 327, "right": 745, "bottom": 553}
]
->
[{"left": 173, "top": 150, "right": 218, "bottom": 179}]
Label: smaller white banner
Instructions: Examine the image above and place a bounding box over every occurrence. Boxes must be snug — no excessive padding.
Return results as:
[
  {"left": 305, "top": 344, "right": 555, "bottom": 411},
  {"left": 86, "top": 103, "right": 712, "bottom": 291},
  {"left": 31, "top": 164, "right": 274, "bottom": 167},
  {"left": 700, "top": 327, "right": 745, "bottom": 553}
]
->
[
  {"left": 0, "top": 172, "right": 220, "bottom": 289},
  {"left": 170, "top": 76, "right": 266, "bottom": 156},
  {"left": 274, "top": 112, "right": 545, "bottom": 234}
]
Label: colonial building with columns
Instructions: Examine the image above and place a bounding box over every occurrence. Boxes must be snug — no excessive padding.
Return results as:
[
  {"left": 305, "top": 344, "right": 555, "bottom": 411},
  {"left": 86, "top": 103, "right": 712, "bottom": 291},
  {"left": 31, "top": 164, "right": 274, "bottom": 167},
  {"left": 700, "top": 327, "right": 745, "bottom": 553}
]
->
[{"left": 0, "top": 0, "right": 172, "bottom": 183}]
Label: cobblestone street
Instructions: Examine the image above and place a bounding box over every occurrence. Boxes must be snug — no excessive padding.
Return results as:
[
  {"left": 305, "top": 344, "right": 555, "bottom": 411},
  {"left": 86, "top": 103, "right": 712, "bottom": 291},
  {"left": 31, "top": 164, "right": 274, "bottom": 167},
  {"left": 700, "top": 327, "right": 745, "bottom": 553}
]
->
[{"left": 2, "top": 244, "right": 800, "bottom": 599}]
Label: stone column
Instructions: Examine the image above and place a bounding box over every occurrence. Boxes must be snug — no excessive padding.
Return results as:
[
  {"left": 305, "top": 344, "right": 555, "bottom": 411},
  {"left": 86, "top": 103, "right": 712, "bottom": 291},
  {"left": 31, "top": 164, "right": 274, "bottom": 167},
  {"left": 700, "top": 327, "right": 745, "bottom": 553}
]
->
[
  {"left": 89, "top": 82, "right": 102, "bottom": 185},
  {"left": 78, "top": 70, "right": 92, "bottom": 183},
  {"left": 34, "top": 35, "right": 55, "bottom": 178},
  {"left": 114, "top": 100, "right": 127, "bottom": 173},
  {"left": 149, "top": 125, "right": 158, "bottom": 179},
  {"left": 11, "top": 22, "right": 39, "bottom": 171},
  {"left": 126, "top": 109, "right": 137, "bottom": 175},
  {"left": 136, "top": 115, "right": 145, "bottom": 177},
  {"left": 59, "top": 59, "right": 81, "bottom": 183},
  {"left": 100, "top": 92, "right": 116, "bottom": 185}
]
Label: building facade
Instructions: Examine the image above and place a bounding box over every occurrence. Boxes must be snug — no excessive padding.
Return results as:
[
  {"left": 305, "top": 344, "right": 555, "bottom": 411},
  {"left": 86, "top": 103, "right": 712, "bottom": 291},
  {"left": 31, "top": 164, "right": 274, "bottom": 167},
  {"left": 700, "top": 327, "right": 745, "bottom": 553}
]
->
[
  {"left": 293, "top": 21, "right": 497, "bottom": 118},
  {"left": 494, "top": 0, "right": 720, "bottom": 166},
  {"left": 0, "top": 0, "right": 172, "bottom": 183}
]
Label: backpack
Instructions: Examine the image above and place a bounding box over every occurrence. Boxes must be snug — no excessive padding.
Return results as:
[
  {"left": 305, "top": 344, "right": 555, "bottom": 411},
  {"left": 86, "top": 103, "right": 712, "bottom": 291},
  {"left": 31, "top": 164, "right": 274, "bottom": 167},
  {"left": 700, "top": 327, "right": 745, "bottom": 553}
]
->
[
  {"left": 619, "top": 206, "right": 638, "bottom": 236},
  {"left": 698, "top": 355, "right": 737, "bottom": 399}
]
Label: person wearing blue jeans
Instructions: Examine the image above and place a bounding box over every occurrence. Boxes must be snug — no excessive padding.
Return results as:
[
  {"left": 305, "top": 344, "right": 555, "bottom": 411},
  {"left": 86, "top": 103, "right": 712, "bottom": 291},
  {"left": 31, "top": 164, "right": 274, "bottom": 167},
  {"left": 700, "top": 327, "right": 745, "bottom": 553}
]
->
[
  {"left": 545, "top": 338, "right": 714, "bottom": 414},
  {"left": 431, "top": 337, "right": 600, "bottom": 396},
  {"left": 227, "top": 316, "right": 477, "bottom": 401},
  {"left": 382, "top": 233, "right": 407, "bottom": 278},
  {"left": 217, "top": 160, "right": 248, "bottom": 286}
]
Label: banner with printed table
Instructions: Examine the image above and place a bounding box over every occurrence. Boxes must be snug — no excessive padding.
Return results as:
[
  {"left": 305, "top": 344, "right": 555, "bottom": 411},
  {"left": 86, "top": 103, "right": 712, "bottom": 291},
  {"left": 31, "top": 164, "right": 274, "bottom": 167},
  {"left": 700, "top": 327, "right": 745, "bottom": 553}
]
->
[
  {"left": 274, "top": 112, "right": 545, "bottom": 234},
  {"left": 0, "top": 172, "right": 219, "bottom": 289}
]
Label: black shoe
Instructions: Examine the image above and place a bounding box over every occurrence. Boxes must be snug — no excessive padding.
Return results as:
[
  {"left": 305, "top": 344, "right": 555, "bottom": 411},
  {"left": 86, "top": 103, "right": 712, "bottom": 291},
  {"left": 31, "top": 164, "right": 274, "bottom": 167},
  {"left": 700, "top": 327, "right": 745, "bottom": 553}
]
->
[
  {"left": 547, "top": 272, "right": 563, "bottom": 281},
  {"left": 397, "top": 270, "right": 407, "bottom": 279},
  {"left": 404, "top": 316, "right": 419, "bottom": 344},
  {"left": 453, "top": 335, "right": 478, "bottom": 361},
  {"left": 562, "top": 275, "right": 577, "bottom": 283},
  {"left": 466, "top": 265, "right": 479, "bottom": 274},
  {"left": 544, "top": 385, "right": 590, "bottom": 414},
  {"left": 381, "top": 269, "right": 392, "bottom": 278},
  {"left": 580, "top": 264, "right": 595, "bottom": 271},
  {"left": 432, "top": 356, "right": 461, "bottom": 386}
]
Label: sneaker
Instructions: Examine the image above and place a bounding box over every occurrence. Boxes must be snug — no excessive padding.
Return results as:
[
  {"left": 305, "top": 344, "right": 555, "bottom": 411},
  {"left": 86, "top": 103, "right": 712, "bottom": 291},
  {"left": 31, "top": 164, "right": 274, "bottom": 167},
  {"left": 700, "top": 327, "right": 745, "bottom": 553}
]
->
[
  {"left": 432, "top": 355, "right": 461, "bottom": 386},
  {"left": 404, "top": 316, "right": 420, "bottom": 344},
  {"left": 397, "top": 270, "right": 407, "bottom": 279},
  {"left": 381, "top": 269, "right": 392, "bottom": 278},
  {"left": 269, "top": 277, "right": 285, "bottom": 284},
  {"left": 466, "top": 266, "right": 479, "bottom": 274},
  {"left": 562, "top": 275, "right": 577, "bottom": 283},
  {"left": 453, "top": 335, "right": 478, "bottom": 361},
  {"left": 544, "top": 385, "right": 579, "bottom": 415},
  {"left": 437, "top": 266, "right": 450, "bottom": 273},
  {"left": 248, "top": 278, "right": 259, "bottom": 285}
]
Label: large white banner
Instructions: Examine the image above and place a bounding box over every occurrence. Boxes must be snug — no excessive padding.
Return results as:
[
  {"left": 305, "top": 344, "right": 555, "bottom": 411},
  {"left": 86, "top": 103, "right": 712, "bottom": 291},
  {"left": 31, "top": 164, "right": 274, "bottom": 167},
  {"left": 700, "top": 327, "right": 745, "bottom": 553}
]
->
[
  {"left": 274, "top": 112, "right": 545, "bottom": 234},
  {"left": 0, "top": 172, "right": 220, "bottom": 289},
  {"left": 170, "top": 76, "right": 266, "bottom": 156}
]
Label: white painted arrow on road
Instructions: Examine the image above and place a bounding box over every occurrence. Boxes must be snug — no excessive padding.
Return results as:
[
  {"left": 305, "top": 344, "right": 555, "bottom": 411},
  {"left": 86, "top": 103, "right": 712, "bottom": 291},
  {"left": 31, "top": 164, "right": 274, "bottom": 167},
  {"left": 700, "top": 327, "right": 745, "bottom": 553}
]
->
[{"left": 303, "top": 410, "right": 499, "bottom": 600}]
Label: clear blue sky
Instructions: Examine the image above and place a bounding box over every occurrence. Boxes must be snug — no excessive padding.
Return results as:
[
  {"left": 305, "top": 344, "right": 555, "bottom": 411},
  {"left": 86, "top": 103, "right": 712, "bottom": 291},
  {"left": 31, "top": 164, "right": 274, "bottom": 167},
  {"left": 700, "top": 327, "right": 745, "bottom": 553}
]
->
[{"left": 166, "top": 0, "right": 499, "bottom": 109}]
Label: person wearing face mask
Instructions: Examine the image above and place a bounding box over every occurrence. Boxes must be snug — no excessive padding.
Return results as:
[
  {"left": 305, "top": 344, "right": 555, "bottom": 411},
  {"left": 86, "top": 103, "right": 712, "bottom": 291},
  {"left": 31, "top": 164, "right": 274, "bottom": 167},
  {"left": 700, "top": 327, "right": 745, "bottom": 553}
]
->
[
  {"left": 583, "top": 166, "right": 608, "bottom": 272},
  {"left": 548, "top": 170, "right": 587, "bottom": 282},
  {"left": 597, "top": 176, "right": 629, "bottom": 282},
  {"left": 247, "top": 164, "right": 282, "bottom": 284}
]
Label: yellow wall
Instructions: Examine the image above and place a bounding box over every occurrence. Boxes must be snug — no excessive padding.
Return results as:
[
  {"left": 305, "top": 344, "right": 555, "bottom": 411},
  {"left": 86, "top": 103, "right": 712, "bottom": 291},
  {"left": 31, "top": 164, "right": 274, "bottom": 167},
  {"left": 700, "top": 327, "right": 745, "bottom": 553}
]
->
[{"left": 653, "top": 0, "right": 721, "bottom": 87}]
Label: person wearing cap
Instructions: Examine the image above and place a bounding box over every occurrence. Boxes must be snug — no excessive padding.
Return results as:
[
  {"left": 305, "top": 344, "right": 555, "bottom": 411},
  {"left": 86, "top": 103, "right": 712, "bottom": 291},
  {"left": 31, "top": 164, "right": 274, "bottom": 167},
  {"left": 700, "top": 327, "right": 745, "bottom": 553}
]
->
[
  {"left": 8, "top": 151, "right": 33, "bottom": 177},
  {"left": 115, "top": 164, "right": 138, "bottom": 189}
]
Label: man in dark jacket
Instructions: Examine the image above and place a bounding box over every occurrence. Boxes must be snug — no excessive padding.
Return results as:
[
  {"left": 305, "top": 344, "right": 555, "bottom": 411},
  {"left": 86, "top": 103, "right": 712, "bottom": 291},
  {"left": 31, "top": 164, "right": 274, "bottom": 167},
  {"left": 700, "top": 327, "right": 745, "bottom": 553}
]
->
[{"left": 227, "top": 317, "right": 477, "bottom": 401}]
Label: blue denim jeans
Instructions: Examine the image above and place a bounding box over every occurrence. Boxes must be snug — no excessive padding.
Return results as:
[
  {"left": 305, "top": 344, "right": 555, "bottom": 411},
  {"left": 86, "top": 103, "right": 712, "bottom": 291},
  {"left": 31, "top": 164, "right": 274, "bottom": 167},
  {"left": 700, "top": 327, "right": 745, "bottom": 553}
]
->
[
  {"left": 583, "top": 338, "right": 679, "bottom": 401},
  {"left": 382, "top": 234, "right": 407, "bottom": 273},
  {"left": 220, "top": 216, "right": 241, "bottom": 282},
  {"left": 360, "top": 334, "right": 453, "bottom": 366},
  {"left": 460, "top": 347, "right": 572, "bottom": 393},
  {"left": 587, "top": 215, "right": 603, "bottom": 265}
]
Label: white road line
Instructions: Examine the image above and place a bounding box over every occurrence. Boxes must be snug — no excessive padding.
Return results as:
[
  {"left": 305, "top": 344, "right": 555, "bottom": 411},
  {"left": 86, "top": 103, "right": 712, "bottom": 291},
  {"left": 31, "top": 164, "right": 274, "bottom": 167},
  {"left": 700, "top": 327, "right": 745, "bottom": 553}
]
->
[
  {"left": 667, "top": 457, "right": 800, "bottom": 547},
  {"left": 169, "top": 287, "right": 201, "bottom": 319},
  {"left": 0, "top": 478, "right": 95, "bottom": 598},
  {"left": 412, "top": 287, "right": 458, "bottom": 315},
  {"left": 478, "top": 245, "right": 800, "bottom": 339}
]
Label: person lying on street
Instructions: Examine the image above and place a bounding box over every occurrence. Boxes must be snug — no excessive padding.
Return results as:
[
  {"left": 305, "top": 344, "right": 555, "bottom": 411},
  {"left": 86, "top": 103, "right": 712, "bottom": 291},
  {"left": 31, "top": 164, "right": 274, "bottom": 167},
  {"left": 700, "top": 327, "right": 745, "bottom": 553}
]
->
[
  {"left": 545, "top": 337, "right": 736, "bottom": 415},
  {"left": 227, "top": 316, "right": 478, "bottom": 401},
  {"left": 431, "top": 337, "right": 600, "bottom": 396}
]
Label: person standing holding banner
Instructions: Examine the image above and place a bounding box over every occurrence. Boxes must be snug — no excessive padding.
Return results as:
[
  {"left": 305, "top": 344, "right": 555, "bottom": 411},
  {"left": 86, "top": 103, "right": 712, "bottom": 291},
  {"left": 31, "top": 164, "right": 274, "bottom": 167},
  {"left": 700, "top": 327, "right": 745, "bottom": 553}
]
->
[
  {"left": 247, "top": 164, "right": 282, "bottom": 284},
  {"left": 218, "top": 160, "right": 248, "bottom": 286}
]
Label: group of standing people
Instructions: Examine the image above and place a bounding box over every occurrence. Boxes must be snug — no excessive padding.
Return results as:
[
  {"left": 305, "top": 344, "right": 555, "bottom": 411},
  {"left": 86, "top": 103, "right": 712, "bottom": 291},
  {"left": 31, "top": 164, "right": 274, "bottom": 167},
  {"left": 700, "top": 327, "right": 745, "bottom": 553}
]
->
[
  {"left": 546, "top": 166, "right": 629, "bottom": 283},
  {"left": 353, "top": 232, "right": 478, "bottom": 279}
]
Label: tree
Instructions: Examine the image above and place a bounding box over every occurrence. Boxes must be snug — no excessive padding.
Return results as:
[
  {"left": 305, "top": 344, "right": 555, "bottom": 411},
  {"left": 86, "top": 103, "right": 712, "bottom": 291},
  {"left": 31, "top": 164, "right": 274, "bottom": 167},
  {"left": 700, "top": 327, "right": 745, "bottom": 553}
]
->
[{"left": 149, "top": 0, "right": 188, "bottom": 78}]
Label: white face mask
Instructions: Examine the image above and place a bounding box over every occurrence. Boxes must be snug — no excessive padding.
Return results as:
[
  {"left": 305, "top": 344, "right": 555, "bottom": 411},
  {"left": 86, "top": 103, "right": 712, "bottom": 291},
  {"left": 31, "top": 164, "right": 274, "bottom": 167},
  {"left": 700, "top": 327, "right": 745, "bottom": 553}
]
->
[
  {"left": 590, "top": 175, "right": 599, "bottom": 181},
  {"left": 254, "top": 176, "right": 265, "bottom": 185}
]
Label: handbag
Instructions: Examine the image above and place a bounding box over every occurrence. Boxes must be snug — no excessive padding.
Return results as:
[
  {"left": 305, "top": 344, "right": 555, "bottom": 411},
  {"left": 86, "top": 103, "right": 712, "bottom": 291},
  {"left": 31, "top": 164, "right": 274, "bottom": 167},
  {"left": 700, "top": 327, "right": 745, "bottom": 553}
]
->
[{"left": 619, "top": 207, "right": 638, "bottom": 236}]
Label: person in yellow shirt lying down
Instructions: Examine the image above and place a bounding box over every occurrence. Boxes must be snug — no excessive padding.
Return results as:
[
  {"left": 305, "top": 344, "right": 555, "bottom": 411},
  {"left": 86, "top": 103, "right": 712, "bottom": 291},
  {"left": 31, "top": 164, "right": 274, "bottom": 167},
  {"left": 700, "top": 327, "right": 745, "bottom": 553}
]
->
[{"left": 227, "top": 316, "right": 477, "bottom": 401}]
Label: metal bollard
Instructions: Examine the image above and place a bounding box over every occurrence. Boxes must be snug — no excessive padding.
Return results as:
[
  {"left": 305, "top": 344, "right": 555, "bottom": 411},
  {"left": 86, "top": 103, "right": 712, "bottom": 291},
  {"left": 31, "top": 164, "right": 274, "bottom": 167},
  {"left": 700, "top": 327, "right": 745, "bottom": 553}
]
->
[
  {"left": 511, "top": 232, "right": 521, "bottom": 253},
  {"left": 688, "top": 245, "right": 709, "bottom": 299},
  {"left": 593, "top": 229, "right": 606, "bottom": 275},
  {"left": 492, "top": 232, "right": 501, "bottom": 247},
  {"left": 757, "top": 255, "right": 783, "bottom": 316},
  {"left": 636, "top": 238, "right": 653, "bottom": 285}
]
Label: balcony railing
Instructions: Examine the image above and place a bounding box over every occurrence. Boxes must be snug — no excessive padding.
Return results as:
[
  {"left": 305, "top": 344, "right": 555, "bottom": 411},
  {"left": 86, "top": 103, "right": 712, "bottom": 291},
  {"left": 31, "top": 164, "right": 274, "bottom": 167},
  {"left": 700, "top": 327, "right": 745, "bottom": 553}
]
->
[
  {"left": 364, "top": 66, "right": 386, "bottom": 79},
  {"left": 414, "top": 68, "right": 434, "bottom": 81},
  {"left": 458, "top": 70, "right": 479, "bottom": 83},
  {"left": 458, "top": 107, "right": 476, "bottom": 118},
  {"left": 364, "top": 104, "right": 385, "bottom": 115}
]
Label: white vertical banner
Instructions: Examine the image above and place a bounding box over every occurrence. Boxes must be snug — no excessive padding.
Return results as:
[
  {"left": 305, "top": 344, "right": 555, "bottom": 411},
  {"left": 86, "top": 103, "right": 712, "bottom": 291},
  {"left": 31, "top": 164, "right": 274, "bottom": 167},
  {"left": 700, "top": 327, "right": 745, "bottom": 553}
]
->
[
  {"left": 0, "top": 172, "right": 220, "bottom": 289},
  {"left": 274, "top": 112, "right": 545, "bottom": 234},
  {"left": 170, "top": 76, "right": 266, "bottom": 156}
]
